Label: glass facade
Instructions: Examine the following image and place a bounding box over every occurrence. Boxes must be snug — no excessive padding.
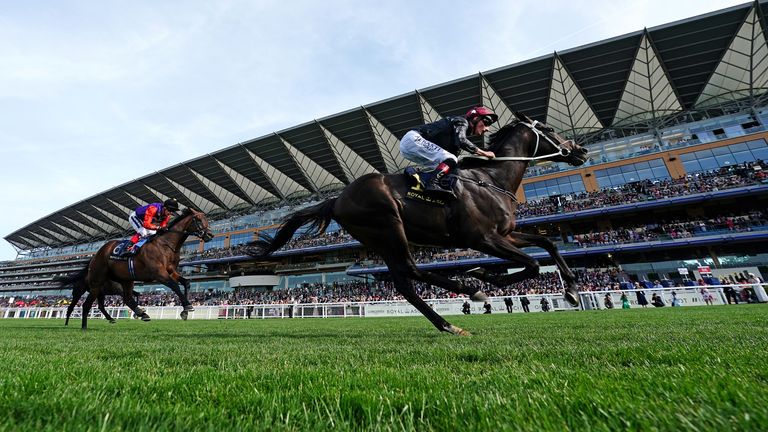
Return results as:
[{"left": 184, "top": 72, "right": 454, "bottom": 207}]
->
[
  {"left": 680, "top": 139, "right": 768, "bottom": 173},
  {"left": 229, "top": 233, "right": 254, "bottom": 247},
  {"left": 523, "top": 174, "right": 586, "bottom": 200},
  {"left": 202, "top": 236, "right": 225, "bottom": 251},
  {"left": 595, "top": 159, "right": 670, "bottom": 188}
]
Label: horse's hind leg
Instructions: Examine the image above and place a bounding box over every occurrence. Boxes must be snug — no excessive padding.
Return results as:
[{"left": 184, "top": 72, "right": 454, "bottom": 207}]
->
[
  {"left": 81, "top": 292, "right": 97, "bottom": 331},
  {"left": 359, "top": 223, "right": 469, "bottom": 335},
  {"left": 65, "top": 283, "right": 87, "bottom": 326},
  {"left": 385, "top": 259, "right": 469, "bottom": 336},
  {"left": 96, "top": 293, "right": 115, "bottom": 323}
]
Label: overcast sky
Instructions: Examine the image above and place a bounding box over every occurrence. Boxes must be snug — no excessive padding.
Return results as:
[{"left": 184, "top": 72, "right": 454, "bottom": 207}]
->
[{"left": 0, "top": 0, "right": 748, "bottom": 261}]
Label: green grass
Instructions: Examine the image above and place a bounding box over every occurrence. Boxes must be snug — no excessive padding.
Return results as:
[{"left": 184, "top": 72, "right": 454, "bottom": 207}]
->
[{"left": 0, "top": 306, "right": 766, "bottom": 431}]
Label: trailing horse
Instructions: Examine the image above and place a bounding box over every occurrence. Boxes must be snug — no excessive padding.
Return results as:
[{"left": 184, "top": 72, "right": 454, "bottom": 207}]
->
[
  {"left": 57, "top": 207, "right": 214, "bottom": 330},
  {"left": 248, "top": 112, "right": 588, "bottom": 335}
]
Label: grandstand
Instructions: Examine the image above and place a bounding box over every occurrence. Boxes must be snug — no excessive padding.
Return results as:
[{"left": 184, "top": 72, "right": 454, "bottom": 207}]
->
[{"left": 2, "top": 1, "right": 768, "bottom": 305}]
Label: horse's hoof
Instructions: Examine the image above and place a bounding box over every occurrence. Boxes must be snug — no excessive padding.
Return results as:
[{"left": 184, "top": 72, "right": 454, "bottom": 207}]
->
[
  {"left": 180, "top": 311, "right": 188, "bottom": 321},
  {"left": 470, "top": 291, "right": 488, "bottom": 302},
  {"left": 447, "top": 325, "right": 472, "bottom": 337},
  {"left": 564, "top": 290, "right": 580, "bottom": 307},
  {"left": 140, "top": 314, "right": 151, "bottom": 322},
  {"left": 109, "top": 319, "right": 116, "bottom": 324}
]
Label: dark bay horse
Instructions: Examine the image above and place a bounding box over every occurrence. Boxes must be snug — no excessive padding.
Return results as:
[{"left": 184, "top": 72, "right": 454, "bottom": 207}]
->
[
  {"left": 57, "top": 208, "right": 214, "bottom": 329},
  {"left": 248, "top": 112, "right": 588, "bottom": 335}
]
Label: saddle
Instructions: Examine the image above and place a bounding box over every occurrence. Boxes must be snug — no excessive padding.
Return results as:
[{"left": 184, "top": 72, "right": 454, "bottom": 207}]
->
[{"left": 403, "top": 167, "right": 458, "bottom": 206}]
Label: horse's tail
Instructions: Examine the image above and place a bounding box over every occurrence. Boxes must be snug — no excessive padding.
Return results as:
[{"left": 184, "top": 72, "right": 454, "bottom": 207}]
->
[
  {"left": 247, "top": 198, "right": 337, "bottom": 259},
  {"left": 54, "top": 262, "right": 89, "bottom": 289}
]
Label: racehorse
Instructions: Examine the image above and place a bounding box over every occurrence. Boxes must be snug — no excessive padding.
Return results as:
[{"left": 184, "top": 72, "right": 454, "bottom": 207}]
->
[
  {"left": 57, "top": 207, "right": 214, "bottom": 329},
  {"left": 248, "top": 112, "right": 588, "bottom": 335}
]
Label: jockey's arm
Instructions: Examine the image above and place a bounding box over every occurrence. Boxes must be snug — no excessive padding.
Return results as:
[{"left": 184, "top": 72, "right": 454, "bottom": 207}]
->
[
  {"left": 453, "top": 118, "right": 495, "bottom": 158},
  {"left": 452, "top": 118, "right": 479, "bottom": 154}
]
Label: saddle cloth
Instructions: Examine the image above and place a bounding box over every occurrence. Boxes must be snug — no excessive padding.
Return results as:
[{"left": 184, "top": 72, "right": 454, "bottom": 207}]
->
[
  {"left": 403, "top": 167, "right": 457, "bottom": 206},
  {"left": 110, "top": 238, "right": 147, "bottom": 260}
]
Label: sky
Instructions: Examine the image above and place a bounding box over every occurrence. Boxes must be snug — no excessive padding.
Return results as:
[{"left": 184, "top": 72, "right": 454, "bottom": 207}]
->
[{"left": 0, "top": 0, "right": 748, "bottom": 261}]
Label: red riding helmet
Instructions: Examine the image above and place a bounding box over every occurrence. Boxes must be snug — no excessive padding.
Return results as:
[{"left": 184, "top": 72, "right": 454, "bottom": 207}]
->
[{"left": 465, "top": 106, "right": 499, "bottom": 125}]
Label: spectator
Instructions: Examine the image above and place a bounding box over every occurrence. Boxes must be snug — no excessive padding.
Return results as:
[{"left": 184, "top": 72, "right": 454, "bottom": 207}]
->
[
  {"left": 483, "top": 302, "right": 492, "bottom": 314},
  {"left": 504, "top": 297, "right": 514, "bottom": 313}
]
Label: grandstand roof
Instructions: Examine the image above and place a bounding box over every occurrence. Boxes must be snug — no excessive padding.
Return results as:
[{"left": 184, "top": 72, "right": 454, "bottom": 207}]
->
[{"left": 6, "top": 1, "right": 768, "bottom": 251}]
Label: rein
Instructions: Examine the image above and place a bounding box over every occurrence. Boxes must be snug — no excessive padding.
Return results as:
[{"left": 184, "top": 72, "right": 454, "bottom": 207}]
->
[
  {"left": 453, "top": 174, "right": 518, "bottom": 202},
  {"left": 460, "top": 121, "right": 569, "bottom": 162}
]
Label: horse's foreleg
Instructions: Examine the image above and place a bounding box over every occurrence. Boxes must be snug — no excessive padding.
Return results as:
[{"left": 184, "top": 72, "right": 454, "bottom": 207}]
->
[
  {"left": 470, "top": 233, "right": 579, "bottom": 306},
  {"left": 502, "top": 232, "right": 579, "bottom": 306},
  {"left": 160, "top": 277, "right": 192, "bottom": 320},
  {"left": 466, "top": 236, "right": 541, "bottom": 288},
  {"left": 173, "top": 271, "right": 190, "bottom": 298},
  {"left": 120, "top": 281, "right": 149, "bottom": 321}
]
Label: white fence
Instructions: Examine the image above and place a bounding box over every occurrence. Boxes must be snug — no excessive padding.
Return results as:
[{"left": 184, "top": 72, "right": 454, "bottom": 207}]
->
[{"left": 0, "top": 286, "right": 761, "bottom": 321}]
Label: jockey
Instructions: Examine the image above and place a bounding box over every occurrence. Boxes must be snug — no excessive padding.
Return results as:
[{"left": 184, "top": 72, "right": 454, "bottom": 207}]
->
[
  {"left": 126, "top": 199, "right": 180, "bottom": 252},
  {"left": 399, "top": 106, "right": 498, "bottom": 197}
]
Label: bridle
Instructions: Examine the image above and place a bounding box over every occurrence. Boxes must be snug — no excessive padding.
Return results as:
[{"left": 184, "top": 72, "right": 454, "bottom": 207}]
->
[
  {"left": 462, "top": 120, "right": 572, "bottom": 162},
  {"left": 166, "top": 212, "right": 211, "bottom": 240}
]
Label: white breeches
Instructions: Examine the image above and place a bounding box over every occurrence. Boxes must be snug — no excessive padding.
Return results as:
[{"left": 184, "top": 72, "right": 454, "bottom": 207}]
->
[
  {"left": 129, "top": 211, "right": 156, "bottom": 238},
  {"left": 399, "top": 131, "right": 457, "bottom": 169}
]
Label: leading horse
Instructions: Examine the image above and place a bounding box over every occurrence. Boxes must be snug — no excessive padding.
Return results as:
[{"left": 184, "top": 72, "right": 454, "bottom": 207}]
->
[
  {"left": 57, "top": 207, "right": 214, "bottom": 329},
  {"left": 248, "top": 112, "right": 588, "bottom": 335}
]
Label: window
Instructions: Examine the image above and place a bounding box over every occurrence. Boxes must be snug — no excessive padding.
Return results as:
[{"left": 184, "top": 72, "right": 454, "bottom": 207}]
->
[
  {"left": 595, "top": 159, "right": 670, "bottom": 188},
  {"left": 203, "top": 236, "right": 225, "bottom": 251},
  {"left": 229, "top": 233, "right": 253, "bottom": 247},
  {"left": 523, "top": 175, "right": 585, "bottom": 201},
  {"left": 680, "top": 140, "right": 767, "bottom": 173}
]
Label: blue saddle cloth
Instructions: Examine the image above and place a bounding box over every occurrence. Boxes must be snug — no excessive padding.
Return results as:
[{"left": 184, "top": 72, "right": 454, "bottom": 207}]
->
[{"left": 110, "top": 239, "right": 147, "bottom": 259}]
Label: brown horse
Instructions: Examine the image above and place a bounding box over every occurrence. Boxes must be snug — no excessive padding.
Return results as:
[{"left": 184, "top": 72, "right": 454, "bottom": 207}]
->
[
  {"left": 248, "top": 112, "right": 588, "bottom": 335},
  {"left": 57, "top": 207, "right": 214, "bottom": 329}
]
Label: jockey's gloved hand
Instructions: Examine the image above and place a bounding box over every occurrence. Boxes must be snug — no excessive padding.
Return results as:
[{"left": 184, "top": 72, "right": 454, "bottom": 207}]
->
[{"left": 157, "top": 227, "right": 168, "bottom": 234}]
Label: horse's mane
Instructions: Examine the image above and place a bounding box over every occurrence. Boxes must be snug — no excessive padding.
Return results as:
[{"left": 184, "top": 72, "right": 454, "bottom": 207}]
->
[
  {"left": 167, "top": 208, "right": 194, "bottom": 228},
  {"left": 486, "top": 121, "right": 521, "bottom": 153}
]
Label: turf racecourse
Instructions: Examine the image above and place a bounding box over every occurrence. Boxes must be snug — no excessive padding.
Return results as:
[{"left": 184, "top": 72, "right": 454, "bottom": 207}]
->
[{"left": 0, "top": 306, "right": 766, "bottom": 431}]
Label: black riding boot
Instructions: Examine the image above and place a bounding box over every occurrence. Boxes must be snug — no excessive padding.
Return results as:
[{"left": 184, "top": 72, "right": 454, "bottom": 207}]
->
[{"left": 424, "top": 159, "right": 457, "bottom": 199}]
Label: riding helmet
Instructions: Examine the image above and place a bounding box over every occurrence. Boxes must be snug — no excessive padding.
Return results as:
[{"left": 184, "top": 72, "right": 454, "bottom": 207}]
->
[
  {"left": 163, "top": 199, "right": 180, "bottom": 212},
  {"left": 465, "top": 106, "right": 498, "bottom": 125}
]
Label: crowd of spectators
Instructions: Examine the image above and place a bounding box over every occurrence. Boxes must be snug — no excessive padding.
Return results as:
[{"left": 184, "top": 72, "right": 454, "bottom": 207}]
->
[{"left": 516, "top": 162, "right": 765, "bottom": 218}]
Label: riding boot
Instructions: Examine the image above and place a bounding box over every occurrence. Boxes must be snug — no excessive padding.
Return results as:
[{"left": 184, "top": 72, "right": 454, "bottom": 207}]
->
[
  {"left": 126, "top": 234, "right": 140, "bottom": 255},
  {"left": 424, "top": 159, "right": 457, "bottom": 199}
]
